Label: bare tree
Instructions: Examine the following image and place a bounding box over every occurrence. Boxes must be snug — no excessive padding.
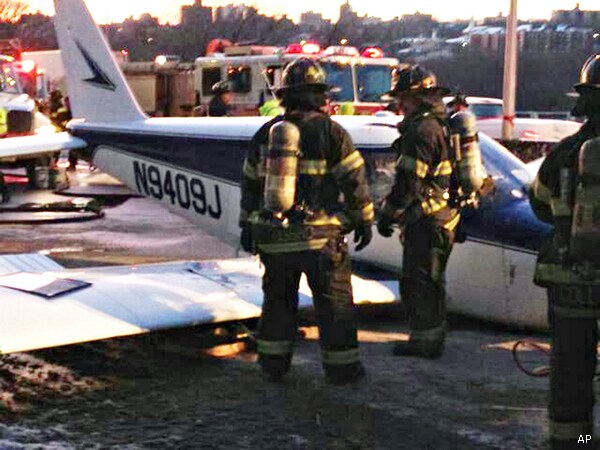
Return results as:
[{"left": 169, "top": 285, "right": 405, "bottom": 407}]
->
[{"left": 0, "top": 0, "right": 27, "bottom": 23}]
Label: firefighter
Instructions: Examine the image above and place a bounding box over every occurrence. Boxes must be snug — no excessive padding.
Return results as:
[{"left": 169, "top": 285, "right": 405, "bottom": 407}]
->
[
  {"left": 529, "top": 54, "right": 600, "bottom": 449},
  {"left": 208, "top": 80, "right": 233, "bottom": 117},
  {"left": 446, "top": 93, "right": 469, "bottom": 116},
  {"left": 377, "top": 65, "right": 459, "bottom": 358},
  {"left": 239, "top": 57, "right": 374, "bottom": 385}
]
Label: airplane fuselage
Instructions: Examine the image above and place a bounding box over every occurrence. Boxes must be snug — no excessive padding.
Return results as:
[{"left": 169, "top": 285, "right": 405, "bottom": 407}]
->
[{"left": 70, "top": 115, "right": 552, "bottom": 329}]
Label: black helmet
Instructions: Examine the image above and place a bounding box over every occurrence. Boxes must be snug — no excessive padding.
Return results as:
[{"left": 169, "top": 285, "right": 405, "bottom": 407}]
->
[
  {"left": 211, "top": 80, "right": 233, "bottom": 95},
  {"left": 447, "top": 93, "right": 469, "bottom": 108},
  {"left": 574, "top": 54, "right": 600, "bottom": 93},
  {"left": 387, "top": 64, "right": 449, "bottom": 97},
  {"left": 276, "top": 58, "right": 329, "bottom": 96}
]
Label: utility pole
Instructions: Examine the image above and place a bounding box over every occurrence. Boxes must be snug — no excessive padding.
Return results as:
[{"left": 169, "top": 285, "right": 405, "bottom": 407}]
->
[{"left": 502, "top": 0, "right": 518, "bottom": 141}]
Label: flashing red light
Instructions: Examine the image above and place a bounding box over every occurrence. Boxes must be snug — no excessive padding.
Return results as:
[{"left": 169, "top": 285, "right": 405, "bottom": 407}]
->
[
  {"left": 16, "top": 59, "right": 36, "bottom": 73},
  {"left": 520, "top": 129, "right": 542, "bottom": 141},
  {"left": 286, "top": 41, "right": 321, "bottom": 55},
  {"left": 361, "top": 47, "right": 384, "bottom": 58},
  {"left": 121, "top": 49, "right": 129, "bottom": 56}
]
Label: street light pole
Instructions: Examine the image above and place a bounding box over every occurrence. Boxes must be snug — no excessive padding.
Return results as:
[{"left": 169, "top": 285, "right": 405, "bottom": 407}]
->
[{"left": 502, "top": 0, "right": 518, "bottom": 141}]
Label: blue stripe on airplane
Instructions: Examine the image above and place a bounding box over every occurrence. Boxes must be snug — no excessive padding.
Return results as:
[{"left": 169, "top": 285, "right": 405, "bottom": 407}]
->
[{"left": 73, "top": 128, "right": 552, "bottom": 253}]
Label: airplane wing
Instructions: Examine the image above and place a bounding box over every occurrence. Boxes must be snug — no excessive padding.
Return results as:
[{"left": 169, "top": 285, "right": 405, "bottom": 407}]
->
[
  {"left": 0, "top": 132, "right": 87, "bottom": 160},
  {"left": 0, "top": 254, "right": 398, "bottom": 354}
]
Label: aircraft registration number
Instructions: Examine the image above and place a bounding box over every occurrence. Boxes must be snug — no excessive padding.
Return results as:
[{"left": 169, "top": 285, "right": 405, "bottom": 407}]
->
[{"left": 133, "top": 161, "right": 222, "bottom": 219}]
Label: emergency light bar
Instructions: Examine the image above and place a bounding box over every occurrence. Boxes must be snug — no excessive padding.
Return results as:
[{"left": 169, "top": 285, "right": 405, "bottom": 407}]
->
[
  {"left": 286, "top": 42, "right": 321, "bottom": 55},
  {"left": 360, "top": 47, "right": 384, "bottom": 58},
  {"left": 324, "top": 46, "right": 359, "bottom": 57}
]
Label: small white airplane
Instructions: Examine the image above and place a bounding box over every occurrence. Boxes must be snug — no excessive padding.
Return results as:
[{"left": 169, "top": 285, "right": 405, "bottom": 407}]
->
[{"left": 0, "top": 0, "right": 554, "bottom": 355}]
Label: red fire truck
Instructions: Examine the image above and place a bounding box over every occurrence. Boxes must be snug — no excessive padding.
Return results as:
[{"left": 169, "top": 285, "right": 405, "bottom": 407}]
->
[{"left": 194, "top": 42, "right": 399, "bottom": 115}]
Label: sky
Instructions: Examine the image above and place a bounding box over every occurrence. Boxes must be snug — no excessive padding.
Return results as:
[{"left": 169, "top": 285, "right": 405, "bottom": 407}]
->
[{"left": 25, "top": 0, "right": 600, "bottom": 24}]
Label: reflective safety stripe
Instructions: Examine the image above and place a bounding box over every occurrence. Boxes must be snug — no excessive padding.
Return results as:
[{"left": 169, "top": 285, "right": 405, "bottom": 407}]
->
[
  {"left": 433, "top": 160, "right": 453, "bottom": 177},
  {"left": 411, "top": 324, "right": 446, "bottom": 343},
  {"left": 550, "top": 198, "right": 572, "bottom": 218},
  {"left": 549, "top": 420, "right": 593, "bottom": 440},
  {"left": 443, "top": 213, "right": 461, "bottom": 231},
  {"left": 242, "top": 159, "right": 259, "bottom": 180},
  {"left": 321, "top": 348, "right": 360, "bottom": 365},
  {"left": 531, "top": 177, "right": 553, "bottom": 205},
  {"left": 257, "top": 339, "right": 294, "bottom": 356},
  {"left": 535, "top": 263, "right": 600, "bottom": 285},
  {"left": 333, "top": 151, "right": 365, "bottom": 178},
  {"left": 239, "top": 209, "right": 250, "bottom": 223},
  {"left": 347, "top": 202, "right": 375, "bottom": 224},
  {"left": 397, "top": 155, "right": 429, "bottom": 179},
  {"left": 360, "top": 202, "right": 375, "bottom": 222},
  {"left": 421, "top": 198, "right": 448, "bottom": 215},
  {"left": 299, "top": 159, "right": 328, "bottom": 175},
  {"left": 258, "top": 238, "right": 330, "bottom": 253},
  {"left": 305, "top": 216, "right": 343, "bottom": 226}
]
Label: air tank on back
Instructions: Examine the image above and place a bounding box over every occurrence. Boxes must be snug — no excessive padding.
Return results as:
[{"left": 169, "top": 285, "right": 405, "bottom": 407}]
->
[
  {"left": 448, "top": 111, "right": 485, "bottom": 195},
  {"left": 571, "top": 137, "right": 600, "bottom": 263},
  {"left": 263, "top": 121, "right": 301, "bottom": 216}
]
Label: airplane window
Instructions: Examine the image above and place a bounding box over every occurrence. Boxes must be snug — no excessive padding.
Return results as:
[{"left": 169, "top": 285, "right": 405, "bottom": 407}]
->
[
  {"left": 479, "top": 133, "right": 532, "bottom": 188},
  {"left": 470, "top": 103, "right": 503, "bottom": 119}
]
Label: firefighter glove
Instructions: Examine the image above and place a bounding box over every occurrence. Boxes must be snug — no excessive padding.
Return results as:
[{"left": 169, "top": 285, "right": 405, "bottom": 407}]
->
[
  {"left": 240, "top": 225, "right": 256, "bottom": 254},
  {"left": 354, "top": 223, "right": 373, "bottom": 251},
  {"left": 377, "top": 214, "right": 394, "bottom": 238}
]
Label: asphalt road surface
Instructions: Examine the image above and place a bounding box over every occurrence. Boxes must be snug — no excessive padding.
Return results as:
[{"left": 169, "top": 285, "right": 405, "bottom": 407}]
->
[{"left": 0, "top": 178, "right": 576, "bottom": 450}]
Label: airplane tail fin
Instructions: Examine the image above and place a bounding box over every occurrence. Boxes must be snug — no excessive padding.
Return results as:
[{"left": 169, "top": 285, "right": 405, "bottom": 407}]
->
[{"left": 53, "top": 0, "right": 146, "bottom": 122}]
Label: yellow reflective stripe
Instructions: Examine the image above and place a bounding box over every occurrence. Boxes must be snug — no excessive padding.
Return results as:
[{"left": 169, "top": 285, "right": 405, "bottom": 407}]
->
[
  {"left": 421, "top": 198, "right": 448, "bottom": 215},
  {"left": 256, "top": 339, "right": 294, "bottom": 356},
  {"left": 443, "top": 213, "right": 461, "bottom": 231},
  {"left": 243, "top": 159, "right": 259, "bottom": 180},
  {"left": 549, "top": 420, "right": 593, "bottom": 440},
  {"left": 0, "top": 108, "right": 7, "bottom": 135},
  {"left": 258, "top": 238, "right": 329, "bottom": 253},
  {"left": 550, "top": 198, "right": 571, "bottom": 217},
  {"left": 433, "top": 160, "right": 453, "bottom": 177},
  {"left": 321, "top": 348, "right": 360, "bottom": 365},
  {"left": 360, "top": 202, "right": 375, "bottom": 222},
  {"left": 298, "top": 159, "right": 328, "bottom": 175},
  {"left": 305, "top": 216, "right": 343, "bottom": 226},
  {"left": 531, "top": 177, "right": 553, "bottom": 205},
  {"left": 534, "top": 263, "right": 600, "bottom": 285},
  {"left": 397, "top": 155, "right": 429, "bottom": 179},
  {"left": 333, "top": 151, "right": 364, "bottom": 177},
  {"left": 239, "top": 209, "right": 250, "bottom": 223}
]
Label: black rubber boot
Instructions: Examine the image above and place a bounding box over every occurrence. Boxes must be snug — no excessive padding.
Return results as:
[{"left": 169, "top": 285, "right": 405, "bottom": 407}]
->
[
  {"left": 326, "top": 363, "right": 366, "bottom": 386},
  {"left": 392, "top": 338, "right": 444, "bottom": 359},
  {"left": 259, "top": 354, "right": 292, "bottom": 383}
]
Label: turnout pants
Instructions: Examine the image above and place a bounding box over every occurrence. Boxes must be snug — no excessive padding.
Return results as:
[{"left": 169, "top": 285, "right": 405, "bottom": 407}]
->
[
  {"left": 548, "top": 286, "right": 598, "bottom": 448},
  {"left": 257, "top": 237, "right": 360, "bottom": 380},
  {"left": 401, "top": 220, "right": 454, "bottom": 343}
]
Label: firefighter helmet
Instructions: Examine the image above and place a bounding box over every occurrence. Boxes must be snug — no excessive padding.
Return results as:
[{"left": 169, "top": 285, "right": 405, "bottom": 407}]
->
[
  {"left": 387, "top": 64, "right": 449, "bottom": 97},
  {"left": 574, "top": 54, "right": 600, "bottom": 93},
  {"left": 447, "top": 93, "right": 469, "bottom": 108},
  {"left": 276, "top": 58, "right": 329, "bottom": 96},
  {"left": 211, "top": 80, "right": 233, "bottom": 95}
]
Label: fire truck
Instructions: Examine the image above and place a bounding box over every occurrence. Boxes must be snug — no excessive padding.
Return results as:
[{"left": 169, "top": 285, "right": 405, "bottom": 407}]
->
[
  {"left": 0, "top": 40, "right": 52, "bottom": 137},
  {"left": 194, "top": 43, "right": 399, "bottom": 116}
]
